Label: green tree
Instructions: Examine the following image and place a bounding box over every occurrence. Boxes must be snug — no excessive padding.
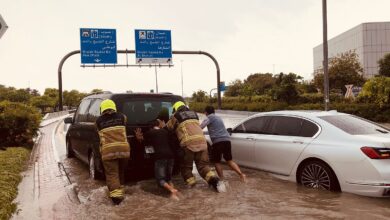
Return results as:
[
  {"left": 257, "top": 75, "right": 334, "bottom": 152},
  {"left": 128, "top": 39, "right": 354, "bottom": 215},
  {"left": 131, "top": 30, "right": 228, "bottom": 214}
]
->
[
  {"left": 297, "top": 81, "right": 318, "bottom": 94},
  {"left": 0, "top": 86, "right": 32, "bottom": 103},
  {"left": 44, "top": 88, "right": 58, "bottom": 99},
  {"left": 10, "top": 89, "right": 31, "bottom": 103},
  {"left": 244, "top": 73, "right": 276, "bottom": 95},
  {"left": 314, "top": 50, "right": 365, "bottom": 94},
  {"left": 30, "top": 95, "right": 55, "bottom": 113},
  {"left": 358, "top": 76, "right": 390, "bottom": 107},
  {"left": 191, "top": 90, "right": 208, "bottom": 102},
  {"left": 27, "top": 88, "right": 40, "bottom": 96},
  {"left": 90, "top": 89, "right": 103, "bottom": 94},
  {"left": 378, "top": 53, "right": 390, "bottom": 77},
  {"left": 43, "top": 88, "right": 59, "bottom": 109},
  {"left": 224, "top": 79, "right": 243, "bottom": 97},
  {"left": 240, "top": 83, "right": 255, "bottom": 97},
  {"left": 63, "top": 90, "right": 83, "bottom": 108},
  {"left": 270, "top": 72, "right": 302, "bottom": 104}
]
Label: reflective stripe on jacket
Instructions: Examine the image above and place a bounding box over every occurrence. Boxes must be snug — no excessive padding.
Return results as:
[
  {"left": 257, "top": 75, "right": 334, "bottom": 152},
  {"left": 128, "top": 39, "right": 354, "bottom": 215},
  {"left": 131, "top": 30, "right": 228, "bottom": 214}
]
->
[
  {"left": 167, "top": 109, "right": 207, "bottom": 152},
  {"left": 96, "top": 112, "right": 130, "bottom": 161}
]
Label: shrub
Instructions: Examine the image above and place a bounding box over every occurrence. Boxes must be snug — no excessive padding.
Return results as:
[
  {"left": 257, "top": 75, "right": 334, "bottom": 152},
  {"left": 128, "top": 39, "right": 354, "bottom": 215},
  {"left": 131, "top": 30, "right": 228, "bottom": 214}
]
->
[
  {"left": 358, "top": 76, "right": 390, "bottom": 107},
  {"left": 190, "top": 101, "right": 390, "bottom": 122},
  {"left": 0, "top": 147, "right": 30, "bottom": 220},
  {"left": 330, "top": 103, "right": 390, "bottom": 122},
  {"left": 297, "top": 93, "right": 344, "bottom": 104},
  {"left": 188, "top": 102, "right": 210, "bottom": 113},
  {"left": 0, "top": 101, "right": 41, "bottom": 147}
]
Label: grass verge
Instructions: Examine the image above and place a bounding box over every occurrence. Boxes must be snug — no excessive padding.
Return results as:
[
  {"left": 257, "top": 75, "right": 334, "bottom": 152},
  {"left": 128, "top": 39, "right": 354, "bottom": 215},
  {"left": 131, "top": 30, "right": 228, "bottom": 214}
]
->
[{"left": 0, "top": 147, "right": 30, "bottom": 220}]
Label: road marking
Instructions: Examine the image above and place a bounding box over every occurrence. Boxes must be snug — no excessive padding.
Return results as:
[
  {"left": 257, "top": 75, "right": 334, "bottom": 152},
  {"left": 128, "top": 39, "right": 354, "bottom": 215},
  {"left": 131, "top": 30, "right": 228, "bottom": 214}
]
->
[
  {"left": 50, "top": 114, "right": 70, "bottom": 163},
  {"left": 51, "top": 121, "right": 61, "bottom": 163}
]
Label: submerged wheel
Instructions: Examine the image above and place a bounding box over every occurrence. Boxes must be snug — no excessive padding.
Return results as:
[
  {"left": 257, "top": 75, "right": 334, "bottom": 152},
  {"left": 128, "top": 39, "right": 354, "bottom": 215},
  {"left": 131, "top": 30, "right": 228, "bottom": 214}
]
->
[
  {"left": 298, "top": 160, "right": 340, "bottom": 192},
  {"left": 89, "top": 151, "right": 104, "bottom": 180},
  {"left": 66, "top": 140, "right": 75, "bottom": 158}
]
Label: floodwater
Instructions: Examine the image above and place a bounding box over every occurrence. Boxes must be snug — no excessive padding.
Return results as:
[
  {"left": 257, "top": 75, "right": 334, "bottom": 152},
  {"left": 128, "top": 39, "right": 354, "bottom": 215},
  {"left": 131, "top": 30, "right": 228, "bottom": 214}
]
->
[{"left": 56, "top": 113, "right": 390, "bottom": 219}]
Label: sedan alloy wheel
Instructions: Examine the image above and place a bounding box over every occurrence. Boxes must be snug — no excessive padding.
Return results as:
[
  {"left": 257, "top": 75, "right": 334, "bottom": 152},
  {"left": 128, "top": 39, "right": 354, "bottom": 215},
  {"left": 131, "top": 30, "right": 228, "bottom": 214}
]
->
[{"left": 299, "top": 160, "right": 340, "bottom": 191}]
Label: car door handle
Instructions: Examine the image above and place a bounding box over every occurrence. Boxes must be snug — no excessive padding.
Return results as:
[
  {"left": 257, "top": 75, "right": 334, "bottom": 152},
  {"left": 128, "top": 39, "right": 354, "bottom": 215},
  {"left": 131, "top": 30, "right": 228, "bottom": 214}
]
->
[
  {"left": 293, "top": 140, "right": 304, "bottom": 144},
  {"left": 246, "top": 137, "right": 255, "bottom": 140}
]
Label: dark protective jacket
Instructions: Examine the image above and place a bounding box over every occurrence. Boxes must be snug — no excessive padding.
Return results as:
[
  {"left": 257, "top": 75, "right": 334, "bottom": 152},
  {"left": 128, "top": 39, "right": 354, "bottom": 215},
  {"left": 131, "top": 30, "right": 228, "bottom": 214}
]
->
[
  {"left": 166, "top": 107, "right": 207, "bottom": 152},
  {"left": 144, "top": 127, "right": 174, "bottom": 160},
  {"left": 96, "top": 112, "right": 130, "bottom": 161}
]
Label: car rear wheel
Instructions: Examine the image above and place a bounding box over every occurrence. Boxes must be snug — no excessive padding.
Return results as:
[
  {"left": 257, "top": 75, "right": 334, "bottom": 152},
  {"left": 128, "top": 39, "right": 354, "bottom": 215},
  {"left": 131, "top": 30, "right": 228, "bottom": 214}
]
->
[
  {"left": 298, "top": 160, "right": 340, "bottom": 192},
  {"left": 66, "top": 140, "right": 75, "bottom": 158},
  {"left": 89, "top": 151, "right": 104, "bottom": 180}
]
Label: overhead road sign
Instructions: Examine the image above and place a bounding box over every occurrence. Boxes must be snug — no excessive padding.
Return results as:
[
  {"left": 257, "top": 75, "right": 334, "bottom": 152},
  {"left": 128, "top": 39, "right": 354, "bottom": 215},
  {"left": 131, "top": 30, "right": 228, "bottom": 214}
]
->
[
  {"left": 0, "top": 14, "right": 8, "bottom": 39},
  {"left": 80, "top": 28, "right": 117, "bottom": 64},
  {"left": 135, "top": 29, "right": 172, "bottom": 64}
]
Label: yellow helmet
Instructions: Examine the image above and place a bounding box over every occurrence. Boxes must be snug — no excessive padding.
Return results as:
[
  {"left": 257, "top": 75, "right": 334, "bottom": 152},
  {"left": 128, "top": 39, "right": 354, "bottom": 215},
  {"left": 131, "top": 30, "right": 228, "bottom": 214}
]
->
[
  {"left": 100, "top": 99, "right": 117, "bottom": 113},
  {"left": 172, "top": 101, "right": 185, "bottom": 112}
]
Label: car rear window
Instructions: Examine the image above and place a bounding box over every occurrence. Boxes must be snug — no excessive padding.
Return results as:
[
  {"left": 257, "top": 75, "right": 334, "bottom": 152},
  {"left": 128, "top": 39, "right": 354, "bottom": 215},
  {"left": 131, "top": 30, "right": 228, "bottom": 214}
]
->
[
  {"left": 319, "top": 115, "right": 390, "bottom": 135},
  {"left": 116, "top": 97, "right": 181, "bottom": 125}
]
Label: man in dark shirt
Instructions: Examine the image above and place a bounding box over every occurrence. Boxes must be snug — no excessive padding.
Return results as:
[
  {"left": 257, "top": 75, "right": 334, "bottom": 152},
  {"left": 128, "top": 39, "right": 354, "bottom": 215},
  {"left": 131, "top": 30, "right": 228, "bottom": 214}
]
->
[{"left": 135, "top": 120, "right": 180, "bottom": 200}]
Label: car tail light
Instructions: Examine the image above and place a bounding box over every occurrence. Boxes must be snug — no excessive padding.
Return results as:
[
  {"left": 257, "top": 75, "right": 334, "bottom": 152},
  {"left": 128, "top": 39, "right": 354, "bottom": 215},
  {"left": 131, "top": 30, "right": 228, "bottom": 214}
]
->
[
  {"left": 383, "top": 188, "right": 390, "bottom": 196},
  {"left": 361, "top": 147, "right": 390, "bottom": 159}
]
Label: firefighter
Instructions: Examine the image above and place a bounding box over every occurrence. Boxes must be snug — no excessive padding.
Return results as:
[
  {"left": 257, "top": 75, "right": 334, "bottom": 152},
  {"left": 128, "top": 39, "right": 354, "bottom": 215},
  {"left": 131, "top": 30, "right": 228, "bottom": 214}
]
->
[
  {"left": 96, "top": 99, "right": 130, "bottom": 205},
  {"left": 166, "top": 101, "right": 225, "bottom": 192}
]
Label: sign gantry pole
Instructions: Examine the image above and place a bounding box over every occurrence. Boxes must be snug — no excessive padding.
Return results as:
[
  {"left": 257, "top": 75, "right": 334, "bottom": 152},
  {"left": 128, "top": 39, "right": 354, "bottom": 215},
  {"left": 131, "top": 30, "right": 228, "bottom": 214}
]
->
[{"left": 58, "top": 50, "right": 222, "bottom": 110}]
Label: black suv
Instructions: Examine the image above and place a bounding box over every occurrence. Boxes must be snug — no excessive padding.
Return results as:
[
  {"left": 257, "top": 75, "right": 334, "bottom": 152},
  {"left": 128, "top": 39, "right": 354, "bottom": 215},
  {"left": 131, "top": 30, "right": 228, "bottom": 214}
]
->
[{"left": 64, "top": 92, "right": 184, "bottom": 181}]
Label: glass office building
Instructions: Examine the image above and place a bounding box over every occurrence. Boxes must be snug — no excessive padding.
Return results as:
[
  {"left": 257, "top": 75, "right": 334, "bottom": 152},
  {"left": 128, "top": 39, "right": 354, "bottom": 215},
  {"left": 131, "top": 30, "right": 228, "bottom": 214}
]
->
[{"left": 313, "top": 22, "right": 390, "bottom": 78}]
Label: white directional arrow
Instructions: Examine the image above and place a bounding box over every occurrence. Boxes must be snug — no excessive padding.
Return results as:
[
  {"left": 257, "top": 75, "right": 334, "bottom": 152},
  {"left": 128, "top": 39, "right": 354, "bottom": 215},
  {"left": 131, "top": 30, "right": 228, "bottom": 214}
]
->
[
  {"left": 94, "top": 58, "right": 101, "bottom": 63},
  {"left": 0, "top": 14, "right": 8, "bottom": 39}
]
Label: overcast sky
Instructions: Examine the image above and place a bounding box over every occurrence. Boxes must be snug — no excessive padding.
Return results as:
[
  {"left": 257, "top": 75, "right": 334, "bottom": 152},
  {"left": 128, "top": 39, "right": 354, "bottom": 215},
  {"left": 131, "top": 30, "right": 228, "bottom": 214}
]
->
[{"left": 1, "top": 0, "right": 390, "bottom": 96}]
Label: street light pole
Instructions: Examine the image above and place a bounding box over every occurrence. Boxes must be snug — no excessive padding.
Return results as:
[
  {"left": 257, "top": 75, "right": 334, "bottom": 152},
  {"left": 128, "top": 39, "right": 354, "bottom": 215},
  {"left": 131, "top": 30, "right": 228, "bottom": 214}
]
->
[
  {"left": 322, "top": 0, "right": 330, "bottom": 111},
  {"left": 181, "top": 60, "right": 184, "bottom": 97}
]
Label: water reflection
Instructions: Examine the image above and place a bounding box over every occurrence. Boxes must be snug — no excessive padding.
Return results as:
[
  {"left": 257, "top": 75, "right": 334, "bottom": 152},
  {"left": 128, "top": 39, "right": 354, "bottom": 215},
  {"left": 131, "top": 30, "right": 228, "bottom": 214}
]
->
[
  {"left": 56, "top": 113, "right": 390, "bottom": 219},
  {"left": 62, "top": 157, "right": 390, "bottom": 220}
]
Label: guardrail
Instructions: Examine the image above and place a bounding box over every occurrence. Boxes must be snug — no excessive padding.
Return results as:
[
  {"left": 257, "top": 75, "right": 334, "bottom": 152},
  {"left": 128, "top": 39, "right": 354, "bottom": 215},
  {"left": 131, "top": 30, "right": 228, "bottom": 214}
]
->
[{"left": 44, "top": 111, "right": 72, "bottom": 120}]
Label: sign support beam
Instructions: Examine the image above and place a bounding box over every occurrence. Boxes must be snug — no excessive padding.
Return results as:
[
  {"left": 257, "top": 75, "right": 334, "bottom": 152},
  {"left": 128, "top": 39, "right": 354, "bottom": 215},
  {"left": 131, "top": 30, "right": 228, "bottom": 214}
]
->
[{"left": 58, "top": 50, "right": 222, "bottom": 111}]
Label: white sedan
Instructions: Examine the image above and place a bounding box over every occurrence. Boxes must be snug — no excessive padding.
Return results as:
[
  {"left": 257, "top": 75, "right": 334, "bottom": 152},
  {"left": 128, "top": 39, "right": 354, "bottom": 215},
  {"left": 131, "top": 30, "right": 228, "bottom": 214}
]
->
[{"left": 206, "top": 110, "right": 390, "bottom": 197}]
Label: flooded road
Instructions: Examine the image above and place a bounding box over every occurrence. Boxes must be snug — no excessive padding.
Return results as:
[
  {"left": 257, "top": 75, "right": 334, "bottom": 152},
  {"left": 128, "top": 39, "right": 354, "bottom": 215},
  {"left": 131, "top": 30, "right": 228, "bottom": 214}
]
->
[{"left": 54, "top": 112, "right": 390, "bottom": 220}]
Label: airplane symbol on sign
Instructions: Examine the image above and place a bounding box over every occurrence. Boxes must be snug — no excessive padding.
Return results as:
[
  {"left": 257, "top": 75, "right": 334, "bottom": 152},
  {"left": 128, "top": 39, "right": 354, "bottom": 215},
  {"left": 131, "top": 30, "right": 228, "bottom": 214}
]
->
[{"left": 95, "top": 58, "right": 101, "bottom": 63}]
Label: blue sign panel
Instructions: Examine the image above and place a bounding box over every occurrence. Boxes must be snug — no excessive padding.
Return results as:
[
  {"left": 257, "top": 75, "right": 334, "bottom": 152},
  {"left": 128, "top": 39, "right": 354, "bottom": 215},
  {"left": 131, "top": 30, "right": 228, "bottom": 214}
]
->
[
  {"left": 80, "top": 28, "right": 117, "bottom": 64},
  {"left": 219, "top": 81, "right": 226, "bottom": 92},
  {"left": 135, "top": 29, "right": 172, "bottom": 64}
]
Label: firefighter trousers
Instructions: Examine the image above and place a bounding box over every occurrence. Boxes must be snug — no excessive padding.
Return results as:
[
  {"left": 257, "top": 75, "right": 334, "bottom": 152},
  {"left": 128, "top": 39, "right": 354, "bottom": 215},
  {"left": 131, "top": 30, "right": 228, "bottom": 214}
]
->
[
  {"left": 102, "top": 158, "right": 128, "bottom": 198},
  {"left": 180, "top": 147, "right": 216, "bottom": 185}
]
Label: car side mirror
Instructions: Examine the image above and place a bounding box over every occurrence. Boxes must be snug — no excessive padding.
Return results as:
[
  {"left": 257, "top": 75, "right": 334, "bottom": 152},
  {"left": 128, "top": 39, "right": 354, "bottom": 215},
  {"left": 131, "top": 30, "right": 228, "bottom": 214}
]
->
[
  {"left": 227, "top": 128, "right": 233, "bottom": 135},
  {"left": 64, "top": 117, "right": 73, "bottom": 124}
]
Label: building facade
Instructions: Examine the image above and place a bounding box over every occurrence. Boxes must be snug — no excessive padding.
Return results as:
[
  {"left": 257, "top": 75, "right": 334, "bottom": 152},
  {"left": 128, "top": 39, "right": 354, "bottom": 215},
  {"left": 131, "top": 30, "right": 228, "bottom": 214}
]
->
[{"left": 313, "top": 22, "right": 390, "bottom": 78}]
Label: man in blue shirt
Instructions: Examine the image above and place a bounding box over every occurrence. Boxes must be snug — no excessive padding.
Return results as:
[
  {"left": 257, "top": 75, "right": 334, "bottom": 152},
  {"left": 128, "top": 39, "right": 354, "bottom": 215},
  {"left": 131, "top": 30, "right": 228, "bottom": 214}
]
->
[{"left": 200, "top": 106, "right": 247, "bottom": 182}]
